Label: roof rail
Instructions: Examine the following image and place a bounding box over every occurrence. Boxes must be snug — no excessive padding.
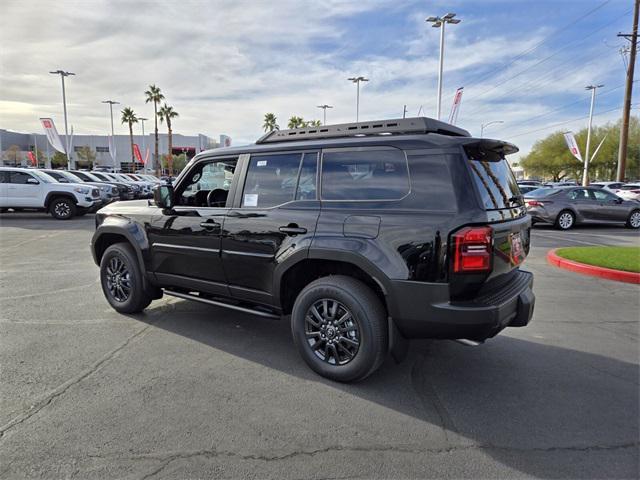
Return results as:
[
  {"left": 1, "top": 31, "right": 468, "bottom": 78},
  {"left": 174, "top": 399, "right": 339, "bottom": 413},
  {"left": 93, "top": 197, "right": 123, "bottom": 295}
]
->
[{"left": 255, "top": 117, "right": 470, "bottom": 144}]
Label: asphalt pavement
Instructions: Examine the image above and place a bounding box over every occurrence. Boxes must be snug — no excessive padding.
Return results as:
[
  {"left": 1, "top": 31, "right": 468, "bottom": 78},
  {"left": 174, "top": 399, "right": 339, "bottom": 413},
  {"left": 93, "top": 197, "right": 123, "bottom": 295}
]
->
[{"left": 0, "top": 213, "right": 638, "bottom": 479}]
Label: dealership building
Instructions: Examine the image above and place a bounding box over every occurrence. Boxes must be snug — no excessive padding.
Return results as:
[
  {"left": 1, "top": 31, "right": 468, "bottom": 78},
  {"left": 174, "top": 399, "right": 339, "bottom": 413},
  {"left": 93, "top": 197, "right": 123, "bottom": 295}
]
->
[{"left": 0, "top": 129, "right": 223, "bottom": 171}]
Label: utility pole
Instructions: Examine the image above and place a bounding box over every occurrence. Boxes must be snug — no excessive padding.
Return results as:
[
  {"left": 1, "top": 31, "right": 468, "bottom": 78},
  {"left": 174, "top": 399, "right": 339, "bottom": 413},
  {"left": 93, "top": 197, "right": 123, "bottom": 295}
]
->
[
  {"left": 139, "top": 117, "right": 148, "bottom": 172},
  {"left": 316, "top": 105, "right": 333, "bottom": 125},
  {"left": 49, "top": 70, "right": 75, "bottom": 169},
  {"left": 403, "top": 105, "right": 408, "bottom": 118},
  {"left": 348, "top": 77, "right": 369, "bottom": 122},
  {"left": 102, "top": 100, "right": 119, "bottom": 170},
  {"left": 426, "top": 13, "right": 461, "bottom": 120},
  {"left": 583, "top": 84, "right": 604, "bottom": 186},
  {"left": 616, "top": 0, "right": 638, "bottom": 182}
]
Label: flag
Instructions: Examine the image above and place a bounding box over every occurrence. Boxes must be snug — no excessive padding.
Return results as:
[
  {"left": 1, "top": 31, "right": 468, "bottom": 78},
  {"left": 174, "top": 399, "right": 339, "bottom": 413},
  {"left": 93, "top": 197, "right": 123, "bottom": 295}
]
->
[
  {"left": 39, "top": 118, "right": 66, "bottom": 153},
  {"left": 448, "top": 87, "right": 464, "bottom": 125},
  {"left": 27, "top": 151, "right": 37, "bottom": 166},
  {"left": 143, "top": 148, "right": 150, "bottom": 165},
  {"left": 563, "top": 132, "right": 583, "bottom": 162},
  {"left": 108, "top": 136, "right": 117, "bottom": 164},
  {"left": 133, "top": 144, "right": 143, "bottom": 163}
]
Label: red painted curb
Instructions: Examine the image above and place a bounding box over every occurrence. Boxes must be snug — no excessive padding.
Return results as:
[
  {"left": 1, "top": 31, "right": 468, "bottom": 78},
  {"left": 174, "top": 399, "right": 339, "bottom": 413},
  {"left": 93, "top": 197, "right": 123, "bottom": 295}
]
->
[{"left": 547, "top": 249, "right": 640, "bottom": 285}]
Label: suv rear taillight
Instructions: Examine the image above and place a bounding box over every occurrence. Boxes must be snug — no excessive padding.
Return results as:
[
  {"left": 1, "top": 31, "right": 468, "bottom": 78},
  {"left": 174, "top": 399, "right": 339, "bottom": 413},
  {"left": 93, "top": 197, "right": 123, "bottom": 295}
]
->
[{"left": 452, "top": 226, "right": 493, "bottom": 273}]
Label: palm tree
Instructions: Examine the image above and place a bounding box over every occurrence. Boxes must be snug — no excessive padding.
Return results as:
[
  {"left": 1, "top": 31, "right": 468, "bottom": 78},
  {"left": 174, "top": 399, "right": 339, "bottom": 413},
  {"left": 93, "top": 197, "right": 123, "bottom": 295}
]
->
[
  {"left": 120, "top": 107, "right": 138, "bottom": 165},
  {"left": 306, "top": 119, "right": 322, "bottom": 127},
  {"left": 144, "top": 84, "right": 164, "bottom": 175},
  {"left": 263, "top": 113, "right": 279, "bottom": 132},
  {"left": 158, "top": 103, "right": 179, "bottom": 176},
  {"left": 287, "top": 116, "right": 305, "bottom": 129}
]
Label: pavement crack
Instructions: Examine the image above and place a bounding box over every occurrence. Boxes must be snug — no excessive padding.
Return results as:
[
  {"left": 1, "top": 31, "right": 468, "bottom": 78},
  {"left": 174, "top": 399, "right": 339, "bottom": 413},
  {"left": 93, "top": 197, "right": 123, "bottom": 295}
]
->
[{"left": 0, "top": 323, "right": 152, "bottom": 441}]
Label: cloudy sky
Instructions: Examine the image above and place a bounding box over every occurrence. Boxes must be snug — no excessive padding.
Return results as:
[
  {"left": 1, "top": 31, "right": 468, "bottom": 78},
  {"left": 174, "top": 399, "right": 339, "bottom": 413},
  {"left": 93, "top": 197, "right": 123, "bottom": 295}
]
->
[{"left": 1, "top": 0, "right": 635, "bottom": 158}]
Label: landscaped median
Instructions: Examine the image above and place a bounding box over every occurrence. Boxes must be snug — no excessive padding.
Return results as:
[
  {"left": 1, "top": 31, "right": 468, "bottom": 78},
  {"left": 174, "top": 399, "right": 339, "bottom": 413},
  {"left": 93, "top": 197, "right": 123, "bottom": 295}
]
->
[{"left": 547, "top": 246, "right": 640, "bottom": 284}]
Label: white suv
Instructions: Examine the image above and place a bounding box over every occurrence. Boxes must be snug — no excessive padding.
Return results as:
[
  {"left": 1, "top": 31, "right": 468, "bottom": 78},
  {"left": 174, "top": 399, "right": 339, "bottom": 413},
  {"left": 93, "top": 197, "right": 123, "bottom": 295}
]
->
[{"left": 0, "top": 167, "right": 101, "bottom": 219}]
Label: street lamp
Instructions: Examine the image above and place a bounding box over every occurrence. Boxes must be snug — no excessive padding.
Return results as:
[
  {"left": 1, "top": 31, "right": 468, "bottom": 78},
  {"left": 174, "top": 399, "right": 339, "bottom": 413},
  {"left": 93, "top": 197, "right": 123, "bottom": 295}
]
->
[
  {"left": 139, "top": 117, "right": 148, "bottom": 172},
  {"left": 347, "top": 77, "right": 369, "bottom": 122},
  {"left": 480, "top": 120, "right": 504, "bottom": 138},
  {"left": 316, "top": 104, "right": 333, "bottom": 125},
  {"left": 102, "top": 100, "right": 120, "bottom": 170},
  {"left": 426, "top": 13, "right": 461, "bottom": 121},
  {"left": 583, "top": 84, "right": 604, "bottom": 186},
  {"left": 49, "top": 70, "right": 75, "bottom": 169}
]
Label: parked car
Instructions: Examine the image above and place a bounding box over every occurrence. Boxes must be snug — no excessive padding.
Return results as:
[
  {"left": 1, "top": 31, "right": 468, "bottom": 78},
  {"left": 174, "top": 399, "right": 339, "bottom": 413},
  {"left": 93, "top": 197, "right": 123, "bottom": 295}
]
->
[
  {"left": 38, "top": 169, "right": 119, "bottom": 205},
  {"left": 94, "top": 172, "right": 143, "bottom": 198},
  {"left": 615, "top": 183, "right": 640, "bottom": 202},
  {"left": 525, "top": 186, "right": 640, "bottom": 230},
  {"left": 518, "top": 185, "right": 542, "bottom": 195},
  {"left": 590, "top": 181, "right": 625, "bottom": 192},
  {"left": 0, "top": 167, "right": 101, "bottom": 219},
  {"left": 90, "top": 117, "right": 535, "bottom": 382},
  {"left": 69, "top": 170, "right": 135, "bottom": 201},
  {"left": 121, "top": 173, "right": 155, "bottom": 197}
]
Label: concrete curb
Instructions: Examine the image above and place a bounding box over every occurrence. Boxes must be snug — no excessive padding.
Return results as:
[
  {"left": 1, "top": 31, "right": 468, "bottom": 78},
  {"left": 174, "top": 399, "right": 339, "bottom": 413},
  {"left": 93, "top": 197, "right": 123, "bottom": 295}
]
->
[{"left": 547, "top": 249, "right": 640, "bottom": 285}]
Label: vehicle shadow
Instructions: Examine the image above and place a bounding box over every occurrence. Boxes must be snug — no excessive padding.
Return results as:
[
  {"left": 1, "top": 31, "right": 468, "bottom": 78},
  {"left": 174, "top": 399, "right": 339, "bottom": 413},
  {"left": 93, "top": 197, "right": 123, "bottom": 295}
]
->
[
  {"left": 136, "top": 300, "right": 639, "bottom": 479},
  {"left": 0, "top": 212, "right": 95, "bottom": 230}
]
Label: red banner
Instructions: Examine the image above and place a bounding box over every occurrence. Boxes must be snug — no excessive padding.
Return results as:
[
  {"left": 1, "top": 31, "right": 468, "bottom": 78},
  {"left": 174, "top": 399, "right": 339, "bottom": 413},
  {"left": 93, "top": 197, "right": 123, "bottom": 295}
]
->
[
  {"left": 27, "top": 151, "right": 37, "bottom": 166},
  {"left": 133, "top": 144, "right": 143, "bottom": 163}
]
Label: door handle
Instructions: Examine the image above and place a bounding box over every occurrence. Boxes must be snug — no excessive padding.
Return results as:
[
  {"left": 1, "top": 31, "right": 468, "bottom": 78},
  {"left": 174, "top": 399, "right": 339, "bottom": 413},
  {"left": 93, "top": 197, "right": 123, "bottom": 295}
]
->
[
  {"left": 200, "top": 220, "right": 220, "bottom": 230},
  {"left": 279, "top": 225, "right": 307, "bottom": 235}
]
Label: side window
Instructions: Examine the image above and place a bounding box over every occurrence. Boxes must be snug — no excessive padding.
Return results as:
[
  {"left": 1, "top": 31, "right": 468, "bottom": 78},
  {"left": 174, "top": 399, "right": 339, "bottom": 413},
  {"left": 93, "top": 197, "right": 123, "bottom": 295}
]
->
[
  {"left": 321, "top": 148, "right": 409, "bottom": 200},
  {"left": 0, "top": 172, "right": 7, "bottom": 183},
  {"left": 178, "top": 158, "right": 237, "bottom": 207},
  {"left": 568, "top": 189, "right": 589, "bottom": 200},
  {"left": 592, "top": 189, "right": 616, "bottom": 201},
  {"left": 242, "top": 153, "right": 303, "bottom": 208},
  {"left": 295, "top": 152, "right": 318, "bottom": 200},
  {"left": 9, "top": 172, "right": 36, "bottom": 184}
]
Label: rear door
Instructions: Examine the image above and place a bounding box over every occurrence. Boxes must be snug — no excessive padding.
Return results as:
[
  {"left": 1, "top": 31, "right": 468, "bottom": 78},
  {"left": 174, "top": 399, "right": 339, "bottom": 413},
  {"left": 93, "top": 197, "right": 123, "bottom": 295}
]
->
[
  {"left": 221, "top": 151, "right": 319, "bottom": 306},
  {"left": 590, "top": 188, "right": 628, "bottom": 222},
  {"left": 464, "top": 145, "right": 530, "bottom": 280},
  {"left": 567, "top": 188, "right": 597, "bottom": 220}
]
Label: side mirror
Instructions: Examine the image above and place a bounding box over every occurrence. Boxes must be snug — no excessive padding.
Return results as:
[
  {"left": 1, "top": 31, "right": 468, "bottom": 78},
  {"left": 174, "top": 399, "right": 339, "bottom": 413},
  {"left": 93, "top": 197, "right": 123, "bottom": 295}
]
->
[
  {"left": 615, "top": 197, "right": 623, "bottom": 204},
  {"left": 153, "top": 184, "right": 174, "bottom": 209},
  {"left": 26, "top": 177, "right": 39, "bottom": 185}
]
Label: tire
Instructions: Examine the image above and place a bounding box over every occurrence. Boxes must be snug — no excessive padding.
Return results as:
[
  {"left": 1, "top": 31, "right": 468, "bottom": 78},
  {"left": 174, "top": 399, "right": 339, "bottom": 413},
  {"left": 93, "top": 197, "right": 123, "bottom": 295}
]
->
[
  {"left": 291, "top": 275, "right": 388, "bottom": 383},
  {"left": 626, "top": 210, "right": 640, "bottom": 229},
  {"left": 100, "top": 242, "right": 152, "bottom": 313},
  {"left": 555, "top": 210, "right": 575, "bottom": 230},
  {"left": 49, "top": 197, "right": 76, "bottom": 220}
]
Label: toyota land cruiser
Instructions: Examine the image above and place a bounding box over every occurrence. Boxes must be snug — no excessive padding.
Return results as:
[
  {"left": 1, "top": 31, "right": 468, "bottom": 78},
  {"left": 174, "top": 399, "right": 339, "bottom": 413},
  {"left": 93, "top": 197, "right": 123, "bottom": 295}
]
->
[{"left": 90, "top": 117, "right": 535, "bottom": 382}]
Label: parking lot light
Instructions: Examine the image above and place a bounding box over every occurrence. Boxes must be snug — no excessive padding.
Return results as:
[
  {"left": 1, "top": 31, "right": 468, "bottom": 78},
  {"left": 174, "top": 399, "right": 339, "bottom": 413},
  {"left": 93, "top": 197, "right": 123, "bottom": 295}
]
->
[{"left": 49, "top": 70, "right": 75, "bottom": 169}]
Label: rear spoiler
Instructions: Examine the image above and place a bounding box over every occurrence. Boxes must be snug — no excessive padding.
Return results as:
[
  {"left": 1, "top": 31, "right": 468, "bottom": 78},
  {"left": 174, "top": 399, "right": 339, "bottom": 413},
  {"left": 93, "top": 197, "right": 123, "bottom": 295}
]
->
[{"left": 460, "top": 139, "right": 519, "bottom": 161}]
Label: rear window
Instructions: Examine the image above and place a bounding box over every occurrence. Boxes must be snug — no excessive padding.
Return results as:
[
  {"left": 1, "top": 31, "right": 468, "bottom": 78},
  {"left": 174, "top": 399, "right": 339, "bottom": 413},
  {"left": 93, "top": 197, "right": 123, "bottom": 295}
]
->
[
  {"left": 527, "top": 187, "right": 562, "bottom": 197},
  {"left": 321, "top": 148, "right": 409, "bottom": 201},
  {"left": 467, "top": 158, "right": 522, "bottom": 210}
]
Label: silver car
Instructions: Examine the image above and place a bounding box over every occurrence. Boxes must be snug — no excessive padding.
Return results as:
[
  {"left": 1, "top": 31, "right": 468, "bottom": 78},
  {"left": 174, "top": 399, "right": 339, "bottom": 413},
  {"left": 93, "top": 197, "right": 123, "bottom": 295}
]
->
[{"left": 525, "top": 186, "right": 640, "bottom": 230}]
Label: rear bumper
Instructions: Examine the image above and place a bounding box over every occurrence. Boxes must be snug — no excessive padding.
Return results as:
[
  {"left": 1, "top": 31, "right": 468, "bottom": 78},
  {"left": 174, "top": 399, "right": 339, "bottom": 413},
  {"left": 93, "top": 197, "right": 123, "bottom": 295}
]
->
[{"left": 388, "top": 270, "right": 535, "bottom": 341}]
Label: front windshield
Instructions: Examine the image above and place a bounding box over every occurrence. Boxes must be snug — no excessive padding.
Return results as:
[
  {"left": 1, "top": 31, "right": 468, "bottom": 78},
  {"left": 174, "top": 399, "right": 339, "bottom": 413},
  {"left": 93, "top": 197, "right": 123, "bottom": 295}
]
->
[
  {"left": 61, "top": 171, "right": 84, "bottom": 183},
  {"left": 83, "top": 172, "right": 103, "bottom": 182},
  {"left": 31, "top": 170, "right": 53, "bottom": 183}
]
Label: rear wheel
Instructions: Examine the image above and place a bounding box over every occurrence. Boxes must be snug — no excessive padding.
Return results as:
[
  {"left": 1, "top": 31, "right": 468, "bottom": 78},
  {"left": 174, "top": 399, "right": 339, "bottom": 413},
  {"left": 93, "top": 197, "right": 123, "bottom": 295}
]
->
[
  {"left": 100, "top": 242, "right": 152, "bottom": 313},
  {"left": 626, "top": 210, "right": 640, "bottom": 229},
  {"left": 555, "top": 210, "right": 575, "bottom": 230},
  {"left": 49, "top": 197, "right": 76, "bottom": 220},
  {"left": 291, "top": 275, "right": 388, "bottom": 383}
]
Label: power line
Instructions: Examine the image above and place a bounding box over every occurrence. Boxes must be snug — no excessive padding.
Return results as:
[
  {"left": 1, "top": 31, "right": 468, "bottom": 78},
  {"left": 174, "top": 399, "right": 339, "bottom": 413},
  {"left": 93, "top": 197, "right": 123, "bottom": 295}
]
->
[{"left": 506, "top": 104, "right": 635, "bottom": 140}]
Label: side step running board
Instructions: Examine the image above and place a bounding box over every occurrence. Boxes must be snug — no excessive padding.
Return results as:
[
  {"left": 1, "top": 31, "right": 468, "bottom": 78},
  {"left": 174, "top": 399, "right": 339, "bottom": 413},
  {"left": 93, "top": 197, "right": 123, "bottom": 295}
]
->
[{"left": 164, "top": 289, "right": 280, "bottom": 319}]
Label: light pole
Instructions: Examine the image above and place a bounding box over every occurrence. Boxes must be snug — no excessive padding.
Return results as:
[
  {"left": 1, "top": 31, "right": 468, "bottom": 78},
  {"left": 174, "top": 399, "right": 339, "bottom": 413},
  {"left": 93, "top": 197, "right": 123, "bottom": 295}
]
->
[
  {"left": 480, "top": 120, "right": 504, "bottom": 138},
  {"left": 49, "top": 70, "right": 75, "bottom": 169},
  {"left": 139, "top": 117, "right": 148, "bottom": 172},
  {"left": 583, "top": 84, "right": 604, "bottom": 186},
  {"left": 102, "top": 100, "right": 119, "bottom": 170},
  {"left": 348, "top": 77, "right": 369, "bottom": 122},
  {"left": 316, "top": 104, "right": 333, "bottom": 125},
  {"left": 426, "top": 13, "right": 461, "bottom": 120}
]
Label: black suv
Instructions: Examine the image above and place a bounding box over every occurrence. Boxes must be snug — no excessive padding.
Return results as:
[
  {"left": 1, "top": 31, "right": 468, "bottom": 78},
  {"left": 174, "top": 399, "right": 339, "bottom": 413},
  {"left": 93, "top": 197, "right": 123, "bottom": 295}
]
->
[{"left": 91, "top": 117, "right": 535, "bottom": 382}]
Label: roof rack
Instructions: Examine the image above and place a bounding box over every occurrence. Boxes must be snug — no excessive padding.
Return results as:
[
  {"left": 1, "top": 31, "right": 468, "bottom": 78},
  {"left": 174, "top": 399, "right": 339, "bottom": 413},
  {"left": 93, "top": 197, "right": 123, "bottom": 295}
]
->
[{"left": 255, "top": 117, "right": 470, "bottom": 144}]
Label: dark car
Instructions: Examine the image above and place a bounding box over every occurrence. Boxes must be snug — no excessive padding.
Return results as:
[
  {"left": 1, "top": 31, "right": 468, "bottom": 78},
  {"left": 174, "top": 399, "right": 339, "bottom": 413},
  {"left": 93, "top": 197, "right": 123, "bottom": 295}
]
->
[
  {"left": 525, "top": 186, "right": 640, "bottom": 230},
  {"left": 90, "top": 117, "right": 535, "bottom": 382}
]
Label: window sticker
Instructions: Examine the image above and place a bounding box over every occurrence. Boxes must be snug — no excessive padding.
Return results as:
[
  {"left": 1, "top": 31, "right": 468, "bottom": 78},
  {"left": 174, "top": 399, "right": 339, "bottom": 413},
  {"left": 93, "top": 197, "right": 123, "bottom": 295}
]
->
[
  {"left": 244, "top": 193, "right": 259, "bottom": 207},
  {"left": 257, "top": 160, "right": 267, "bottom": 167}
]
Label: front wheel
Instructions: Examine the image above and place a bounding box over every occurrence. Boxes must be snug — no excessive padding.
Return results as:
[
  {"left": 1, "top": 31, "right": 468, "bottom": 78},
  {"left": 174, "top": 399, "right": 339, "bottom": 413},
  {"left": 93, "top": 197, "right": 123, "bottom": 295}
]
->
[
  {"left": 626, "top": 210, "right": 640, "bottom": 229},
  {"left": 555, "top": 210, "right": 575, "bottom": 230},
  {"left": 100, "top": 242, "right": 152, "bottom": 313},
  {"left": 291, "top": 275, "right": 388, "bottom": 383},
  {"left": 49, "top": 197, "right": 76, "bottom": 220}
]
